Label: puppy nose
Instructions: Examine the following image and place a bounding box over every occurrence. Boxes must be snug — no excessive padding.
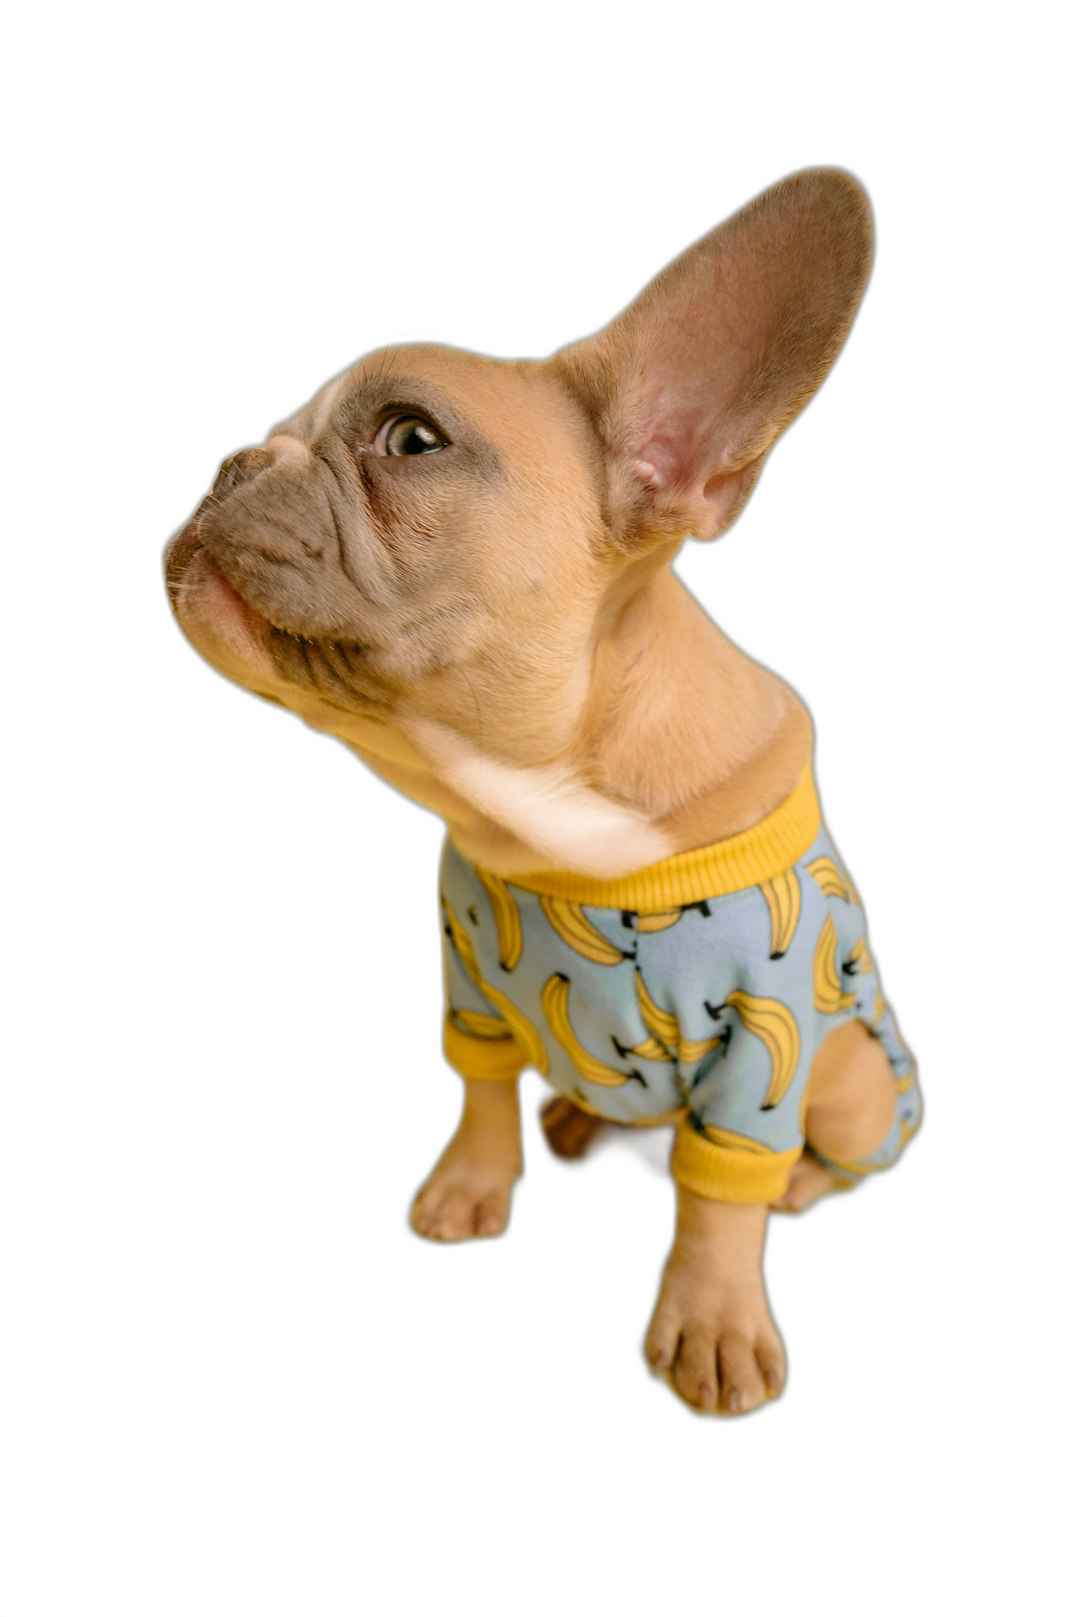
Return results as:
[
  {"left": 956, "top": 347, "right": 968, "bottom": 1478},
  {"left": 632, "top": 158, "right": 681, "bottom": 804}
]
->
[{"left": 212, "top": 447, "right": 274, "bottom": 500}]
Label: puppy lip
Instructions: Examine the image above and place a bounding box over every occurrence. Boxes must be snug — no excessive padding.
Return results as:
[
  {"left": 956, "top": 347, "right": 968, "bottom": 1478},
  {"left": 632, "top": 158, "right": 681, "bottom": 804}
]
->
[
  {"left": 173, "top": 527, "right": 336, "bottom": 646},
  {"left": 165, "top": 519, "right": 247, "bottom": 612},
  {"left": 167, "top": 508, "right": 368, "bottom": 646},
  {"left": 164, "top": 520, "right": 203, "bottom": 608},
  {"left": 165, "top": 512, "right": 266, "bottom": 623}
]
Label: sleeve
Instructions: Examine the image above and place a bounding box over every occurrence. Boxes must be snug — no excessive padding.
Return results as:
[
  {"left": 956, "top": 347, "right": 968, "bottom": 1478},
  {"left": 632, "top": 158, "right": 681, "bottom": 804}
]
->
[
  {"left": 442, "top": 914, "right": 528, "bottom": 1083},
  {"left": 669, "top": 975, "right": 810, "bottom": 1204},
  {"left": 670, "top": 1120, "right": 802, "bottom": 1204}
]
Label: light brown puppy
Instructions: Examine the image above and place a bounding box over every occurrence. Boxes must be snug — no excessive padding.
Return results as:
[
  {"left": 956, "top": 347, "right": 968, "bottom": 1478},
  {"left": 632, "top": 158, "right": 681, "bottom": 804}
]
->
[{"left": 166, "top": 169, "right": 905, "bottom": 1417}]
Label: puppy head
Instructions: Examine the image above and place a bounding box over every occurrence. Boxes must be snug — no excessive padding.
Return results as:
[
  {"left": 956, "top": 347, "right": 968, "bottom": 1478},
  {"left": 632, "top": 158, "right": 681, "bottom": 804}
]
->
[
  {"left": 166, "top": 168, "right": 872, "bottom": 775},
  {"left": 166, "top": 345, "right": 619, "bottom": 761}
]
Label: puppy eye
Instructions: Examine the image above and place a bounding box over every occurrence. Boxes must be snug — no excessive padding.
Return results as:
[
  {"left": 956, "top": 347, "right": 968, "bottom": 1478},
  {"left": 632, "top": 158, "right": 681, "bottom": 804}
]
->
[{"left": 374, "top": 415, "right": 449, "bottom": 457}]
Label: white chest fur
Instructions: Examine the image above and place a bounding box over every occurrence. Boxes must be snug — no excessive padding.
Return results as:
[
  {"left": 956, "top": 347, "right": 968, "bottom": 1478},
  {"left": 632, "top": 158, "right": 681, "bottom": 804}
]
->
[{"left": 409, "top": 719, "right": 673, "bottom": 877}]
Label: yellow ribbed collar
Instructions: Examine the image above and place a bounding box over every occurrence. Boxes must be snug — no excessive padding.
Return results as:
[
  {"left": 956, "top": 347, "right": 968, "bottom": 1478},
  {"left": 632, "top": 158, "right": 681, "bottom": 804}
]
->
[{"left": 500, "top": 766, "right": 821, "bottom": 911}]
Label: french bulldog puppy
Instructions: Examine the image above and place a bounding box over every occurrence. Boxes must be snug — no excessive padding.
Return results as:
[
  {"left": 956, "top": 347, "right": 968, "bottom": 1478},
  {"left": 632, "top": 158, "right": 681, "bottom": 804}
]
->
[{"left": 165, "top": 169, "right": 920, "bottom": 1417}]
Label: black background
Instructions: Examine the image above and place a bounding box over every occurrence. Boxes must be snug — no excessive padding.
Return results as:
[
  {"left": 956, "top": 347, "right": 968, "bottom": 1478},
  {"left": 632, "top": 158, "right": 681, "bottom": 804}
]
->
[{"left": 135, "top": 132, "right": 970, "bottom": 1481}]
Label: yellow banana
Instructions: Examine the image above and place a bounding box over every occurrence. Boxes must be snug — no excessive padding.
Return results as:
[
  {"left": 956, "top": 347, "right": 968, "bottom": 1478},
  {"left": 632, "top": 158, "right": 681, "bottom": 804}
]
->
[
  {"left": 724, "top": 989, "right": 800, "bottom": 1110},
  {"left": 443, "top": 899, "right": 549, "bottom": 1074},
  {"left": 613, "top": 1032, "right": 674, "bottom": 1063},
  {"left": 476, "top": 867, "right": 523, "bottom": 972},
  {"left": 702, "top": 1124, "right": 779, "bottom": 1156},
  {"left": 759, "top": 869, "right": 801, "bottom": 958},
  {"left": 541, "top": 973, "right": 638, "bottom": 1088},
  {"left": 443, "top": 899, "right": 481, "bottom": 978},
  {"left": 846, "top": 936, "right": 872, "bottom": 975},
  {"left": 539, "top": 895, "right": 628, "bottom": 966},
  {"left": 806, "top": 856, "right": 852, "bottom": 903},
  {"left": 636, "top": 909, "right": 682, "bottom": 934},
  {"left": 813, "top": 914, "right": 858, "bottom": 1015},
  {"left": 450, "top": 1008, "right": 512, "bottom": 1041},
  {"left": 678, "top": 1034, "right": 722, "bottom": 1066},
  {"left": 845, "top": 868, "right": 862, "bottom": 909},
  {"left": 634, "top": 968, "right": 679, "bottom": 1054}
]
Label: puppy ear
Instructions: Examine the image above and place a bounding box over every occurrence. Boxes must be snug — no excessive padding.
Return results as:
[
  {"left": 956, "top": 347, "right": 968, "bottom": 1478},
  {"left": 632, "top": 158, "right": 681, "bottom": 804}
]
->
[{"left": 554, "top": 168, "right": 873, "bottom": 544}]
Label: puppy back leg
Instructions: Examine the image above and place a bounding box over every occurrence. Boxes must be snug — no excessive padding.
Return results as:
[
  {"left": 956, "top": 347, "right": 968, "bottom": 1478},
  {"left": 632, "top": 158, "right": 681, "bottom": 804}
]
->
[
  {"left": 540, "top": 1094, "right": 612, "bottom": 1160},
  {"left": 773, "top": 1020, "right": 910, "bottom": 1213}
]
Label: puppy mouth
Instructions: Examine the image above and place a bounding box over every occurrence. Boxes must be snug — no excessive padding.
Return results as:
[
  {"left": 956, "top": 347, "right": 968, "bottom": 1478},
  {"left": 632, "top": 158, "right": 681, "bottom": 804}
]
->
[
  {"left": 165, "top": 518, "right": 381, "bottom": 713},
  {"left": 164, "top": 519, "right": 207, "bottom": 608},
  {"left": 165, "top": 517, "right": 270, "bottom": 648}
]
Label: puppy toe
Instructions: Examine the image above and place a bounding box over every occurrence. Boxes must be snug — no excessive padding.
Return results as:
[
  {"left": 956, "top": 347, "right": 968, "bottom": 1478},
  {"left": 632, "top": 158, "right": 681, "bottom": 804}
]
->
[
  {"left": 671, "top": 1330, "right": 720, "bottom": 1413},
  {"left": 717, "top": 1334, "right": 766, "bottom": 1415}
]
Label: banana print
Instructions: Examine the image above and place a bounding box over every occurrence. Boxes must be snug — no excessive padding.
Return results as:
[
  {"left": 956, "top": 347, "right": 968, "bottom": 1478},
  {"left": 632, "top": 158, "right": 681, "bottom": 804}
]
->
[
  {"left": 759, "top": 868, "right": 801, "bottom": 958},
  {"left": 629, "top": 970, "right": 720, "bottom": 1068},
  {"left": 540, "top": 895, "right": 628, "bottom": 966},
  {"left": 541, "top": 973, "right": 641, "bottom": 1088},
  {"left": 622, "top": 906, "right": 706, "bottom": 933},
  {"left": 806, "top": 855, "right": 852, "bottom": 903},
  {"left": 678, "top": 1033, "right": 722, "bottom": 1067},
  {"left": 450, "top": 1008, "right": 514, "bottom": 1041},
  {"left": 808, "top": 848, "right": 864, "bottom": 909},
  {"left": 613, "top": 1032, "right": 675, "bottom": 1064},
  {"left": 845, "top": 936, "right": 872, "bottom": 975},
  {"left": 476, "top": 867, "right": 523, "bottom": 972},
  {"left": 443, "top": 898, "right": 549, "bottom": 1074},
  {"left": 813, "top": 913, "right": 858, "bottom": 1015},
  {"left": 843, "top": 867, "right": 862, "bottom": 909},
  {"left": 723, "top": 989, "right": 801, "bottom": 1110},
  {"left": 702, "top": 1124, "right": 781, "bottom": 1156},
  {"left": 634, "top": 968, "right": 679, "bottom": 1054},
  {"left": 636, "top": 909, "right": 682, "bottom": 934}
]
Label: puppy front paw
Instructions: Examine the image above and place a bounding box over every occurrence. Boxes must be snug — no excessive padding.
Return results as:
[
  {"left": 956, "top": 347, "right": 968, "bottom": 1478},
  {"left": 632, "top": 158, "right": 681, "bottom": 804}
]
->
[
  {"left": 645, "top": 1272, "right": 786, "bottom": 1416},
  {"left": 410, "top": 1137, "right": 522, "bottom": 1242}
]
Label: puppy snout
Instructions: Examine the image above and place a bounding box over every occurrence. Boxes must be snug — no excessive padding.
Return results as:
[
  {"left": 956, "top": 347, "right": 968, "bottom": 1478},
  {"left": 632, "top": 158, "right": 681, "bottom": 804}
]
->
[{"left": 212, "top": 447, "right": 274, "bottom": 500}]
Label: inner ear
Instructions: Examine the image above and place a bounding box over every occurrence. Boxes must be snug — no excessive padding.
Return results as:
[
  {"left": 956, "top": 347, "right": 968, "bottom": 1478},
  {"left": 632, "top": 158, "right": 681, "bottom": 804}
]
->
[{"left": 554, "top": 168, "right": 874, "bottom": 545}]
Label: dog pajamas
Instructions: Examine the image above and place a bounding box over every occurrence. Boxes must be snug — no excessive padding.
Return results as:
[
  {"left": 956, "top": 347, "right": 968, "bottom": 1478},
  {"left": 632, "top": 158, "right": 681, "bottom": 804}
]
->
[{"left": 439, "top": 768, "right": 920, "bottom": 1202}]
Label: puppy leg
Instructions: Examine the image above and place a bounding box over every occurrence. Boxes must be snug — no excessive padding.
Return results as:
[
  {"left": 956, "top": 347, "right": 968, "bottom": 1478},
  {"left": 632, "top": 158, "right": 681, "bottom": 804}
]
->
[
  {"left": 540, "top": 1094, "right": 610, "bottom": 1160},
  {"left": 645, "top": 1192, "right": 785, "bottom": 1416},
  {"left": 411, "top": 1078, "right": 523, "bottom": 1241},
  {"left": 540, "top": 1093, "right": 675, "bottom": 1183},
  {"left": 772, "top": 1020, "right": 899, "bottom": 1213}
]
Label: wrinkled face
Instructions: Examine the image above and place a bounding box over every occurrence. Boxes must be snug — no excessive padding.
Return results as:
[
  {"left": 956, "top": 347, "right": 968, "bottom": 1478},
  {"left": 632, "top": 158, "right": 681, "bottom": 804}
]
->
[{"left": 165, "top": 344, "right": 622, "bottom": 761}]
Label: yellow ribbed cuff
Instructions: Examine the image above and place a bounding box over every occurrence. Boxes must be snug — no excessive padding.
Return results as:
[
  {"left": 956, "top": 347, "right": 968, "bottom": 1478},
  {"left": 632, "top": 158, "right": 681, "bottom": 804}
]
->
[
  {"left": 671, "top": 1122, "right": 802, "bottom": 1204},
  {"left": 505, "top": 766, "right": 820, "bottom": 910},
  {"left": 443, "top": 1013, "right": 527, "bottom": 1081}
]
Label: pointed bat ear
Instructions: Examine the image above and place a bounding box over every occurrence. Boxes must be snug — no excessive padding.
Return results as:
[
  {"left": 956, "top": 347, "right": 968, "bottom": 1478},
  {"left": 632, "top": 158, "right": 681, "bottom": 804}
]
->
[{"left": 553, "top": 168, "right": 873, "bottom": 545}]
